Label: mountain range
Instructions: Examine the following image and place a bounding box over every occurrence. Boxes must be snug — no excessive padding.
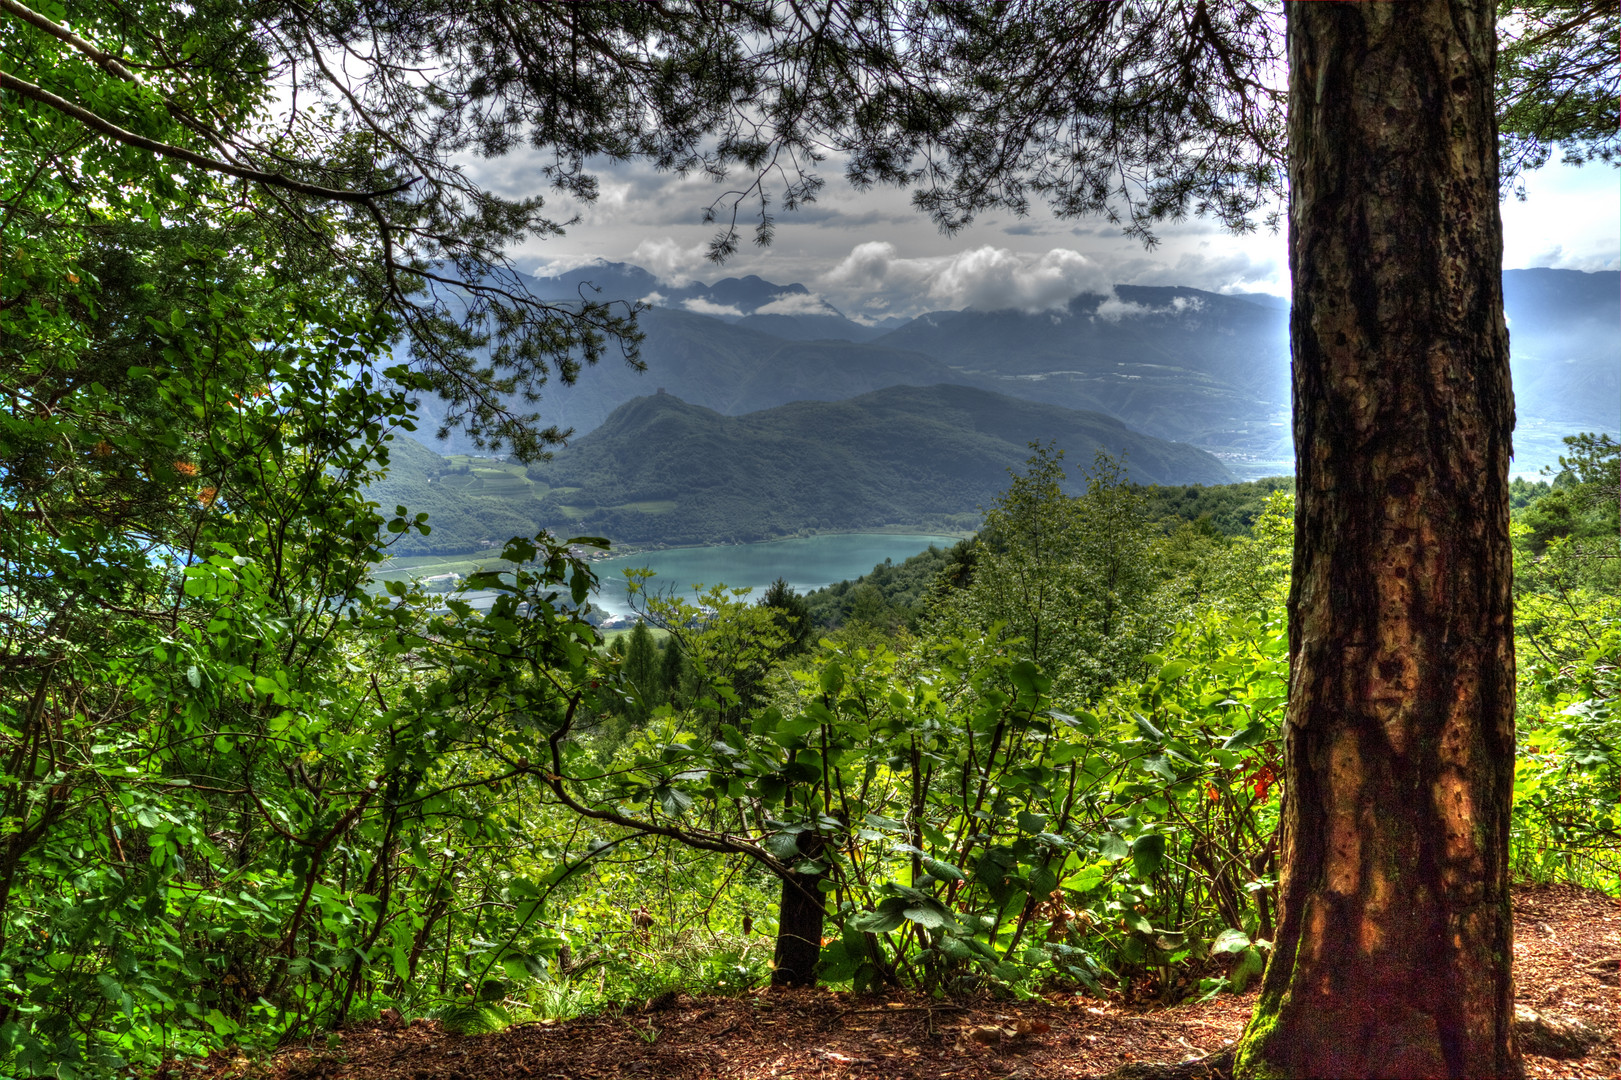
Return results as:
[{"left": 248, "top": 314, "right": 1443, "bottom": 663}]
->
[
  {"left": 371, "top": 385, "right": 1234, "bottom": 552},
  {"left": 412, "top": 263, "right": 1616, "bottom": 477}
]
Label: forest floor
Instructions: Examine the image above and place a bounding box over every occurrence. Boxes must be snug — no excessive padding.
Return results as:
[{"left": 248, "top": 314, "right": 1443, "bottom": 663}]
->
[{"left": 192, "top": 883, "right": 1617, "bottom": 1080}]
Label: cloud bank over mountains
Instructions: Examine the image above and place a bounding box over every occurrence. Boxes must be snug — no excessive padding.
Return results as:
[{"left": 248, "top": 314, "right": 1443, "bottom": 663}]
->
[
  {"left": 483, "top": 143, "right": 1615, "bottom": 317},
  {"left": 822, "top": 243, "right": 1115, "bottom": 317},
  {"left": 534, "top": 243, "right": 1267, "bottom": 324}
]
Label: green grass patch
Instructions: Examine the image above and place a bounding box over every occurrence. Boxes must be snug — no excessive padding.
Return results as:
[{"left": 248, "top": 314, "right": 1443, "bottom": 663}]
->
[
  {"left": 444, "top": 454, "right": 516, "bottom": 469},
  {"left": 374, "top": 549, "right": 514, "bottom": 578},
  {"left": 600, "top": 625, "right": 671, "bottom": 644},
  {"left": 470, "top": 473, "right": 534, "bottom": 497}
]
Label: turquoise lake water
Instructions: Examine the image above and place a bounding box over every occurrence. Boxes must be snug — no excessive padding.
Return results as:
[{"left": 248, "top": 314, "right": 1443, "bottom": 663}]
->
[
  {"left": 588, "top": 533, "right": 961, "bottom": 618},
  {"left": 446, "top": 532, "right": 962, "bottom": 618}
]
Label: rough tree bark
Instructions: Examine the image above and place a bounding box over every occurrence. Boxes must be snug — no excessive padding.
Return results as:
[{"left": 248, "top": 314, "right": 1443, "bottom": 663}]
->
[
  {"left": 770, "top": 831, "right": 826, "bottom": 987},
  {"left": 1235, "top": 3, "right": 1521, "bottom": 1078}
]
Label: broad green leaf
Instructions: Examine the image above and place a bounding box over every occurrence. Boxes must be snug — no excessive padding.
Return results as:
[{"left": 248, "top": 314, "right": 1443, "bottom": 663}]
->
[
  {"left": 902, "top": 903, "right": 949, "bottom": 929},
  {"left": 1134, "top": 713, "right": 1165, "bottom": 743},
  {"left": 1016, "top": 810, "right": 1048, "bottom": 834},
  {"left": 1066, "top": 863, "right": 1107, "bottom": 893},
  {"left": 848, "top": 907, "right": 906, "bottom": 934},
  {"left": 766, "top": 833, "right": 801, "bottom": 860},
  {"left": 1223, "top": 724, "right": 1270, "bottom": 751},
  {"left": 818, "top": 938, "right": 858, "bottom": 981},
  {"left": 1231, "top": 946, "right": 1266, "bottom": 993},
  {"left": 1157, "top": 660, "right": 1190, "bottom": 683},
  {"left": 1131, "top": 833, "right": 1166, "bottom": 878}
]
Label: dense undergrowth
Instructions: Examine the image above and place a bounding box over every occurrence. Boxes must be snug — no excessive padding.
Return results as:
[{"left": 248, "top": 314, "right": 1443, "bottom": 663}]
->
[
  {"left": 3, "top": 388, "right": 1615, "bottom": 1075},
  {"left": 2, "top": 26, "right": 1615, "bottom": 1068}
]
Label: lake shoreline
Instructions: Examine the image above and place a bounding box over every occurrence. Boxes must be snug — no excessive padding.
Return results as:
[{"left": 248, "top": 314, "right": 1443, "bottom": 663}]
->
[
  {"left": 378, "top": 525, "right": 978, "bottom": 573},
  {"left": 373, "top": 531, "right": 969, "bottom": 620}
]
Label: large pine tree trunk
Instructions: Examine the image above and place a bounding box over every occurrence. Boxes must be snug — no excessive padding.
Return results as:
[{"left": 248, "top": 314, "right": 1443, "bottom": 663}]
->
[{"left": 1235, "top": 3, "right": 1520, "bottom": 1077}]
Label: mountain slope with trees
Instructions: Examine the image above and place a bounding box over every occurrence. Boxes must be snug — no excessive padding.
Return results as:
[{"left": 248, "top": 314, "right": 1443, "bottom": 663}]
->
[
  {"left": 521, "top": 385, "right": 1234, "bottom": 545},
  {"left": 409, "top": 305, "right": 957, "bottom": 450},
  {"left": 369, "top": 384, "right": 1236, "bottom": 553},
  {"left": 875, "top": 287, "right": 1293, "bottom": 457}
]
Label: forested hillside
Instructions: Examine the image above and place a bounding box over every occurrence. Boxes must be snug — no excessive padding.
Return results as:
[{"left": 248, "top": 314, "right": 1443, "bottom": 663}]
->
[
  {"left": 371, "top": 435, "right": 550, "bottom": 554},
  {"left": 876, "top": 287, "right": 1293, "bottom": 458},
  {"left": 369, "top": 385, "right": 1236, "bottom": 553},
  {"left": 798, "top": 475, "right": 1296, "bottom": 633},
  {"left": 409, "top": 305, "right": 956, "bottom": 448},
  {"left": 521, "top": 385, "right": 1233, "bottom": 545}
]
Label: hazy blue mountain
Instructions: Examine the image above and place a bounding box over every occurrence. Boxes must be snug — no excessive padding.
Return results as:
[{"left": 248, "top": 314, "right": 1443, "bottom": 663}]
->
[
  {"left": 517, "top": 261, "right": 660, "bottom": 304},
  {"left": 1503, "top": 268, "right": 1619, "bottom": 435},
  {"left": 1230, "top": 292, "right": 1291, "bottom": 311},
  {"left": 689, "top": 275, "right": 811, "bottom": 314},
  {"left": 411, "top": 306, "right": 957, "bottom": 449},
  {"left": 734, "top": 311, "right": 889, "bottom": 342},
  {"left": 513, "top": 260, "right": 887, "bottom": 342},
  {"left": 521, "top": 385, "right": 1234, "bottom": 545},
  {"left": 524, "top": 261, "right": 822, "bottom": 316},
  {"left": 411, "top": 263, "right": 1614, "bottom": 477},
  {"left": 875, "top": 287, "right": 1295, "bottom": 465}
]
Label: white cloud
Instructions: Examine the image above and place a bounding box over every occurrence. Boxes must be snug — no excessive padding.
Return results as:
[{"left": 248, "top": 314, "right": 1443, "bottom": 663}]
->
[
  {"left": 821, "top": 243, "right": 1113, "bottom": 316},
  {"left": 931, "top": 246, "right": 1111, "bottom": 311},
  {"left": 630, "top": 237, "right": 710, "bottom": 286},
  {"left": 823, "top": 241, "right": 914, "bottom": 289},
  {"left": 530, "top": 254, "right": 614, "bottom": 277},
  {"left": 1126, "top": 249, "right": 1286, "bottom": 296},
  {"left": 681, "top": 297, "right": 745, "bottom": 318},
  {"left": 1501, "top": 158, "right": 1621, "bottom": 272},
  {"left": 1094, "top": 293, "right": 1207, "bottom": 323},
  {"left": 640, "top": 290, "right": 667, "bottom": 306},
  {"left": 755, "top": 291, "right": 837, "bottom": 316},
  {"left": 1093, "top": 295, "right": 1152, "bottom": 322},
  {"left": 1523, "top": 241, "right": 1619, "bottom": 273}
]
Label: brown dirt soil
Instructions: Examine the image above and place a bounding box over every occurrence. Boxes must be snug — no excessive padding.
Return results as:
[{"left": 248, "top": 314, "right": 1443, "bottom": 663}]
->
[
  {"left": 173, "top": 883, "right": 1619, "bottom": 1080},
  {"left": 1513, "top": 883, "right": 1620, "bottom": 1080}
]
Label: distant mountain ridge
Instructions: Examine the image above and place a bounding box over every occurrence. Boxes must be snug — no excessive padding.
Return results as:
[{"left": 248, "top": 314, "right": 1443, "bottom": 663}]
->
[
  {"left": 411, "top": 264, "right": 1616, "bottom": 477},
  {"left": 524, "top": 260, "right": 889, "bottom": 341},
  {"left": 873, "top": 285, "right": 1294, "bottom": 462},
  {"left": 409, "top": 306, "right": 955, "bottom": 445},
  {"left": 517, "top": 384, "right": 1233, "bottom": 546},
  {"left": 1501, "top": 268, "right": 1619, "bottom": 435}
]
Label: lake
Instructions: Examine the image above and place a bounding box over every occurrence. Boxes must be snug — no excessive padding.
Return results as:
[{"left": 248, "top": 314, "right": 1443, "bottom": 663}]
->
[
  {"left": 588, "top": 533, "right": 961, "bottom": 618},
  {"left": 447, "top": 533, "right": 961, "bottom": 618}
]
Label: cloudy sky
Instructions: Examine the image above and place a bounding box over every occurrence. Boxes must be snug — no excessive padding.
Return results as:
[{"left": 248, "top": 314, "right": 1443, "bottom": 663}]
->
[{"left": 469, "top": 149, "right": 1620, "bottom": 323}]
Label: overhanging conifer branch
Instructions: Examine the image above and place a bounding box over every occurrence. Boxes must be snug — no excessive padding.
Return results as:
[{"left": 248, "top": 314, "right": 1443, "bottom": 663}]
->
[{"left": 0, "top": 68, "right": 413, "bottom": 205}]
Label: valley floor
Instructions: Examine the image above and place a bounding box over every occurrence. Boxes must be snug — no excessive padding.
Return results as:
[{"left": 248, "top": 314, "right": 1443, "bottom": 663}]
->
[{"left": 178, "top": 883, "right": 1616, "bottom": 1080}]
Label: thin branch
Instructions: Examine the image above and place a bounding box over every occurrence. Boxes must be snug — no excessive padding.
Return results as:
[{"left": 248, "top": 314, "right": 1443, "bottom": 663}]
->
[
  {"left": 0, "top": 0, "right": 142, "bottom": 84},
  {"left": 0, "top": 68, "right": 415, "bottom": 205}
]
